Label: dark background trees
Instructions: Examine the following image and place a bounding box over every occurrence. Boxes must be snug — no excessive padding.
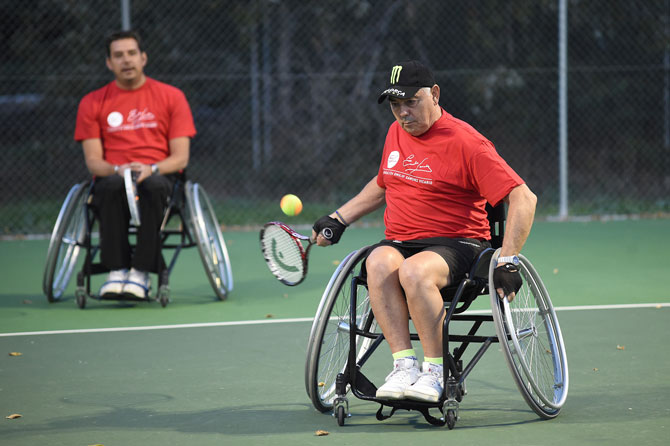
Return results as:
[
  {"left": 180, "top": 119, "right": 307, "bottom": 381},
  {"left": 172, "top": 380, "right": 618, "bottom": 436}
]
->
[{"left": 1, "top": 0, "right": 668, "bottom": 233}]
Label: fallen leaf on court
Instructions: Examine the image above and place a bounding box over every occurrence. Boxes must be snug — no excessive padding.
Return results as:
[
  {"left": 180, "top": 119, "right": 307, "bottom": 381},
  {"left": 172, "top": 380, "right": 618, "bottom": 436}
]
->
[
  {"left": 88, "top": 444, "right": 104, "bottom": 446},
  {"left": 8, "top": 352, "right": 22, "bottom": 356},
  {"left": 593, "top": 368, "right": 599, "bottom": 372},
  {"left": 318, "top": 382, "right": 325, "bottom": 387},
  {"left": 656, "top": 304, "right": 663, "bottom": 309},
  {"left": 283, "top": 294, "right": 289, "bottom": 298},
  {"left": 315, "top": 430, "right": 329, "bottom": 436},
  {"left": 265, "top": 314, "right": 273, "bottom": 318},
  {"left": 22, "top": 299, "right": 32, "bottom": 304},
  {"left": 616, "top": 345, "right": 625, "bottom": 350},
  {"left": 6, "top": 414, "right": 22, "bottom": 419},
  {"left": 545, "top": 349, "right": 551, "bottom": 354},
  {"left": 553, "top": 268, "right": 559, "bottom": 274},
  {"left": 332, "top": 260, "right": 340, "bottom": 266}
]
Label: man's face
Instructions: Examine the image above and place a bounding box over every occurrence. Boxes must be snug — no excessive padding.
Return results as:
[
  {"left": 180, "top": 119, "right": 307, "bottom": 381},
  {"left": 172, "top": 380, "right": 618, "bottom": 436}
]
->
[
  {"left": 106, "top": 38, "right": 147, "bottom": 86},
  {"left": 389, "top": 86, "right": 439, "bottom": 136}
]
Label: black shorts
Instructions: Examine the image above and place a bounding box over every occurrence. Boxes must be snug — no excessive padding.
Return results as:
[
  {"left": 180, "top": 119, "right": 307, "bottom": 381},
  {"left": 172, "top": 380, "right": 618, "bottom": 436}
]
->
[{"left": 365, "top": 237, "right": 491, "bottom": 284}]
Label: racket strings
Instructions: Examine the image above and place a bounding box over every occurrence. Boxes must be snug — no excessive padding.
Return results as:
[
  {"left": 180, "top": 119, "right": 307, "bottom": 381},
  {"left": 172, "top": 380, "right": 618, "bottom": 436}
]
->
[{"left": 262, "top": 226, "right": 305, "bottom": 283}]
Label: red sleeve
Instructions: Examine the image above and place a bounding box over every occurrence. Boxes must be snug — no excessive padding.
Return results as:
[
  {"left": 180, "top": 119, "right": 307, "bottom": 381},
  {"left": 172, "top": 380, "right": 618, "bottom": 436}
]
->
[
  {"left": 470, "top": 141, "right": 524, "bottom": 206},
  {"left": 74, "top": 92, "right": 101, "bottom": 141},
  {"left": 168, "top": 89, "right": 196, "bottom": 139}
]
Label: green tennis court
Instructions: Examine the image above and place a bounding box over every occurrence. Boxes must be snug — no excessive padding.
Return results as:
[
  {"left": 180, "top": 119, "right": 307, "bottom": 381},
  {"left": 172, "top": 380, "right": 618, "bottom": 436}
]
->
[{"left": 1, "top": 220, "right": 669, "bottom": 445}]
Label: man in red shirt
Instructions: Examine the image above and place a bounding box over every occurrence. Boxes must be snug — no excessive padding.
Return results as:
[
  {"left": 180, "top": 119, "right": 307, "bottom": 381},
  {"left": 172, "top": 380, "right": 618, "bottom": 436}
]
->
[
  {"left": 312, "top": 60, "right": 536, "bottom": 403},
  {"left": 74, "top": 30, "right": 196, "bottom": 299}
]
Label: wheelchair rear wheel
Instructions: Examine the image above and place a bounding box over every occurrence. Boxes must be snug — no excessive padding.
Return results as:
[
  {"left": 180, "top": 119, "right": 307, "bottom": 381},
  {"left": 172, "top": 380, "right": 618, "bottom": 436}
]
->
[
  {"left": 305, "top": 248, "right": 377, "bottom": 413},
  {"left": 43, "top": 182, "right": 88, "bottom": 302},
  {"left": 185, "top": 182, "right": 233, "bottom": 300},
  {"left": 490, "top": 250, "right": 569, "bottom": 419}
]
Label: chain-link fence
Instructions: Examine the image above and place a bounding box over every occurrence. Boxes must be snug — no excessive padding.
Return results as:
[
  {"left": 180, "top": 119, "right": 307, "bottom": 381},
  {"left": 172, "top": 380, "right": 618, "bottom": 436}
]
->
[{"left": 2, "top": 0, "right": 669, "bottom": 235}]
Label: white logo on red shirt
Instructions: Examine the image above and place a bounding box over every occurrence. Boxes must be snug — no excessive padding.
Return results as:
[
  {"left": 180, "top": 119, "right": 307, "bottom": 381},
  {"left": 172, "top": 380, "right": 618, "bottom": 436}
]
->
[
  {"left": 107, "top": 108, "right": 158, "bottom": 133},
  {"left": 107, "top": 111, "right": 123, "bottom": 127},
  {"left": 403, "top": 154, "right": 432, "bottom": 174},
  {"left": 128, "top": 108, "right": 155, "bottom": 123},
  {"left": 387, "top": 151, "right": 400, "bottom": 168},
  {"left": 383, "top": 152, "right": 433, "bottom": 185}
]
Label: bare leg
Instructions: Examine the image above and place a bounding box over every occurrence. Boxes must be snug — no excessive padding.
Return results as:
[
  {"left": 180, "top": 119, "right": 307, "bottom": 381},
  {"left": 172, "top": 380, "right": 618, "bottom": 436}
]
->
[
  {"left": 399, "top": 251, "right": 450, "bottom": 358},
  {"left": 365, "top": 246, "right": 412, "bottom": 354}
]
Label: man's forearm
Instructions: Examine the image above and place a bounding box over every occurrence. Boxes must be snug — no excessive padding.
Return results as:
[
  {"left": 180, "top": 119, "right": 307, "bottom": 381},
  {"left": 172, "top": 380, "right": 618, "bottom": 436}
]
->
[
  {"left": 85, "top": 158, "right": 118, "bottom": 177},
  {"left": 500, "top": 184, "right": 537, "bottom": 257}
]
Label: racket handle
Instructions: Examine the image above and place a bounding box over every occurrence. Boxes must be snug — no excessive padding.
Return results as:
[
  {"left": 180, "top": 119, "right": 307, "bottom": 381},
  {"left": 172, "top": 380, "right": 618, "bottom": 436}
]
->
[{"left": 131, "top": 170, "right": 140, "bottom": 182}]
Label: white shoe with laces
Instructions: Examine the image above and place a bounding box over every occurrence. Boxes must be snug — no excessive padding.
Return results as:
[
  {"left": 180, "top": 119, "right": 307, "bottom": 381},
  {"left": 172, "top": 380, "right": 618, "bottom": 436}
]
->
[
  {"left": 375, "top": 357, "right": 420, "bottom": 400},
  {"left": 123, "top": 268, "right": 151, "bottom": 299},
  {"left": 99, "top": 269, "right": 128, "bottom": 297},
  {"left": 404, "top": 362, "right": 444, "bottom": 403}
]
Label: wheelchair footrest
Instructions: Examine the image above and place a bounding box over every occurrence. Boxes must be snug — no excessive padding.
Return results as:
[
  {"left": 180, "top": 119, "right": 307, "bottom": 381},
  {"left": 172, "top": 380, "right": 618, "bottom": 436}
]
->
[
  {"left": 375, "top": 402, "right": 447, "bottom": 426},
  {"left": 97, "top": 293, "right": 152, "bottom": 302}
]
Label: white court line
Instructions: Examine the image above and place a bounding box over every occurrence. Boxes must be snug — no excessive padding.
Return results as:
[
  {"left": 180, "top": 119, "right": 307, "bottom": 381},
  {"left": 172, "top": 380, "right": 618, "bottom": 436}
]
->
[{"left": 0, "top": 303, "right": 668, "bottom": 338}]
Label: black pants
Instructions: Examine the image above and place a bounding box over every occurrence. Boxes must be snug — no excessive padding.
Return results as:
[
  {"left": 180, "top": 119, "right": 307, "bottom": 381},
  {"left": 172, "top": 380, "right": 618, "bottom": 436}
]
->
[{"left": 91, "top": 174, "right": 176, "bottom": 273}]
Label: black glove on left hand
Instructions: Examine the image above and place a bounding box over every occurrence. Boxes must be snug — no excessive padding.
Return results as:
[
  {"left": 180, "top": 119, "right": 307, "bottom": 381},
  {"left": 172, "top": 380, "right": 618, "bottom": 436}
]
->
[{"left": 493, "top": 263, "right": 523, "bottom": 297}]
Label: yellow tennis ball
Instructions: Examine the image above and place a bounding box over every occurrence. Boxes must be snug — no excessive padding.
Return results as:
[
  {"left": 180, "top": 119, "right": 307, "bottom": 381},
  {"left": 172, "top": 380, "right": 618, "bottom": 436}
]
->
[{"left": 280, "top": 194, "right": 303, "bottom": 216}]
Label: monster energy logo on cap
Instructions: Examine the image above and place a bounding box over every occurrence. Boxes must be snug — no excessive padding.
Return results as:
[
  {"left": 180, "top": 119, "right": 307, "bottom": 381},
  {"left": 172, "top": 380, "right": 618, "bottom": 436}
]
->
[
  {"left": 390, "top": 65, "right": 403, "bottom": 84},
  {"left": 378, "top": 60, "right": 436, "bottom": 104}
]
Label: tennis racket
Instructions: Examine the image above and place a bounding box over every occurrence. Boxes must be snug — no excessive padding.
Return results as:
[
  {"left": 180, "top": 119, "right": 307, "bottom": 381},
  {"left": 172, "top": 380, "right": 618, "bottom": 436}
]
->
[
  {"left": 123, "top": 168, "right": 141, "bottom": 226},
  {"left": 260, "top": 221, "right": 317, "bottom": 286}
]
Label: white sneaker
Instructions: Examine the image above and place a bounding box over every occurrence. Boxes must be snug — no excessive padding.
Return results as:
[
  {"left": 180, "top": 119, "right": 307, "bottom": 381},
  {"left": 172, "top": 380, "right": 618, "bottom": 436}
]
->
[
  {"left": 123, "top": 268, "right": 151, "bottom": 299},
  {"left": 405, "top": 362, "right": 444, "bottom": 403},
  {"left": 375, "top": 357, "right": 420, "bottom": 400},
  {"left": 99, "top": 269, "right": 128, "bottom": 296}
]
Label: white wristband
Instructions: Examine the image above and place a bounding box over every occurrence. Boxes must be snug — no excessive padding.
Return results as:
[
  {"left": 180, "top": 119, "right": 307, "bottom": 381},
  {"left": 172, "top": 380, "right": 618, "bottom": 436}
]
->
[{"left": 497, "top": 255, "right": 519, "bottom": 265}]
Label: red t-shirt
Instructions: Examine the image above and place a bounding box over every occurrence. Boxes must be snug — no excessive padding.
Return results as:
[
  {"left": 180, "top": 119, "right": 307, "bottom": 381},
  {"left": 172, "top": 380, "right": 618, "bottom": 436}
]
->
[
  {"left": 74, "top": 77, "right": 196, "bottom": 164},
  {"left": 377, "top": 110, "right": 523, "bottom": 241}
]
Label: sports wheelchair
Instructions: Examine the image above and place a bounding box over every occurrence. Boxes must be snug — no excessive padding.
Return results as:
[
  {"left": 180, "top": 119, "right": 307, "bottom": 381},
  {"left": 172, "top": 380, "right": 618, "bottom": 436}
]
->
[
  {"left": 42, "top": 174, "right": 233, "bottom": 308},
  {"left": 304, "top": 204, "right": 568, "bottom": 429}
]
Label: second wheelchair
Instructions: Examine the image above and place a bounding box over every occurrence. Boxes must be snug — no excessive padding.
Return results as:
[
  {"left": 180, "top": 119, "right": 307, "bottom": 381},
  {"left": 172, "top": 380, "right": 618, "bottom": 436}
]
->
[{"left": 42, "top": 176, "right": 233, "bottom": 308}]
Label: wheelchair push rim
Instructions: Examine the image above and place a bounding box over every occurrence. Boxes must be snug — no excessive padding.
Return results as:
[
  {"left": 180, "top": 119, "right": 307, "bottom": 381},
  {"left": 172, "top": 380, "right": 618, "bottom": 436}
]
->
[{"left": 185, "top": 182, "right": 233, "bottom": 300}]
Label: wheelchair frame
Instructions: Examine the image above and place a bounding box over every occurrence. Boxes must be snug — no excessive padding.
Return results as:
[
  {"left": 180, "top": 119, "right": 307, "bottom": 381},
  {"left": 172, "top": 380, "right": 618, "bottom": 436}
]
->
[
  {"left": 42, "top": 176, "right": 233, "bottom": 308},
  {"left": 305, "top": 204, "right": 568, "bottom": 428}
]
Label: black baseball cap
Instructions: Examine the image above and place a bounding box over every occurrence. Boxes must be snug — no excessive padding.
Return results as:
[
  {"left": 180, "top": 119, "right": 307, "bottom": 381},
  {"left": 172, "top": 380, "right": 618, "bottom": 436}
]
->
[{"left": 377, "top": 60, "right": 436, "bottom": 104}]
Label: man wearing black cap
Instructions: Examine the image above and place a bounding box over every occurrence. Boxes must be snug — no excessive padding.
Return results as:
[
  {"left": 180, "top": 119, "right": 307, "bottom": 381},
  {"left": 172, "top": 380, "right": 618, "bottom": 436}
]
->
[{"left": 312, "top": 60, "right": 537, "bottom": 403}]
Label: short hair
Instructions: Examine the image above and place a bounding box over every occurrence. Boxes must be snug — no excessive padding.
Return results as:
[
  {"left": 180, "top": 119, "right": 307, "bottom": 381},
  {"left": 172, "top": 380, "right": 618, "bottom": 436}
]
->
[{"left": 105, "top": 30, "right": 143, "bottom": 57}]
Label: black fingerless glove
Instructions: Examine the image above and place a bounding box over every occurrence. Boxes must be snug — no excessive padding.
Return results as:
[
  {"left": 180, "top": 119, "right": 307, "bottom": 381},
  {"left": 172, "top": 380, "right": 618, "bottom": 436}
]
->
[
  {"left": 313, "top": 215, "right": 347, "bottom": 244},
  {"left": 493, "top": 263, "right": 523, "bottom": 296}
]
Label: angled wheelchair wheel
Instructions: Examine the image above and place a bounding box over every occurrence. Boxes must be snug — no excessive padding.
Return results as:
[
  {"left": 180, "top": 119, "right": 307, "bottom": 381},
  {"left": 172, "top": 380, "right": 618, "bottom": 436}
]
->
[
  {"left": 43, "top": 182, "right": 89, "bottom": 302},
  {"left": 185, "top": 182, "right": 233, "bottom": 300},
  {"left": 490, "top": 249, "right": 569, "bottom": 419},
  {"left": 305, "top": 247, "right": 378, "bottom": 413}
]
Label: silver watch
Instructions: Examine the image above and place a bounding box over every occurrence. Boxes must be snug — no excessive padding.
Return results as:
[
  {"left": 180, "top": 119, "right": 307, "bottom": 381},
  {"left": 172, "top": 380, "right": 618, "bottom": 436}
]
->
[{"left": 151, "top": 163, "right": 159, "bottom": 175}]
